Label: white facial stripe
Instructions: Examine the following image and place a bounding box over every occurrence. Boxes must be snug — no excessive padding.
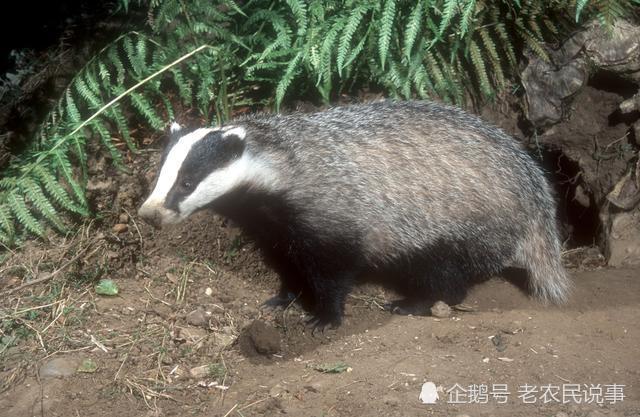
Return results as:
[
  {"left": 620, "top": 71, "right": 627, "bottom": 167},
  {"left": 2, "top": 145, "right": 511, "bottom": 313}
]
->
[
  {"left": 223, "top": 126, "right": 246, "bottom": 139},
  {"left": 177, "top": 153, "right": 279, "bottom": 219},
  {"left": 170, "top": 121, "right": 182, "bottom": 133},
  {"left": 149, "top": 128, "right": 214, "bottom": 201}
]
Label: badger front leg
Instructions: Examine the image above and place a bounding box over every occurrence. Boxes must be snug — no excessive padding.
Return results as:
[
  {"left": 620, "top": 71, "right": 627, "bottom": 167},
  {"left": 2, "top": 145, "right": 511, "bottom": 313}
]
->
[{"left": 305, "top": 271, "right": 355, "bottom": 330}]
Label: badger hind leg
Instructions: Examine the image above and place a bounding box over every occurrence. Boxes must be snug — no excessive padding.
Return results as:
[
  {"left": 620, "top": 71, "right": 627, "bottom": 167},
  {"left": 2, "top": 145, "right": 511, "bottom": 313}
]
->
[{"left": 515, "top": 220, "right": 571, "bottom": 304}]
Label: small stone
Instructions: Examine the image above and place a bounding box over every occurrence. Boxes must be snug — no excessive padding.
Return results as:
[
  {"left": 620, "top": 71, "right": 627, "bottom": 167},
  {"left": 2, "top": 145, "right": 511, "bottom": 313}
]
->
[
  {"left": 112, "top": 223, "right": 128, "bottom": 234},
  {"left": 118, "top": 213, "right": 129, "bottom": 224},
  {"left": 269, "top": 383, "right": 287, "bottom": 398},
  {"left": 211, "top": 331, "right": 236, "bottom": 349},
  {"left": 189, "top": 365, "right": 211, "bottom": 379},
  {"left": 39, "top": 357, "right": 79, "bottom": 379},
  {"left": 430, "top": 301, "right": 452, "bottom": 318},
  {"left": 246, "top": 319, "right": 281, "bottom": 355},
  {"left": 186, "top": 309, "right": 209, "bottom": 328},
  {"left": 204, "top": 287, "right": 213, "bottom": 296}
]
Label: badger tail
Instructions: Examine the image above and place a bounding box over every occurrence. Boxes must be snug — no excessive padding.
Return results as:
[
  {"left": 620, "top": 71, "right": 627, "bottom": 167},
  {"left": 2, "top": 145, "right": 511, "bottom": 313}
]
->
[{"left": 515, "top": 217, "right": 571, "bottom": 304}]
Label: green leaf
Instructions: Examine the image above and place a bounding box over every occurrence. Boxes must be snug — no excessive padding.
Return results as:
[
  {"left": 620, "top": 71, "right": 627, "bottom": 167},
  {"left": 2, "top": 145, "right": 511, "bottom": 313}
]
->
[{"left": 95, "top": 279, "right": 119, "bottom": 296}]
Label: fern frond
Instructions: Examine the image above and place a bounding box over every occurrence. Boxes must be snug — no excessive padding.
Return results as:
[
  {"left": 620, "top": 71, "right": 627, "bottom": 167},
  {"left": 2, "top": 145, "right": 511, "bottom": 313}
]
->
[
  {"left": 469, "top": 39, "right": 492, "bottom": 96},
  {"left": 286, "top": 0, "right": 308, "bottom": 36},
  {"left": 275, "top": 51, "right": 303, "bottom": 110},
  {"left": 19, "top": 178, "right": 67, "bottom": 232},
  {"left": 8, "top": 193, "right": 45, "bottom": 238},
  {"left": 403, "top": 0, "right": 423, "bottom": 59},
  {"left": 337, "top": 6, "right": 367, "bottom": 75},
  {"left": 32, "top": 165, "right": 88, "bottom": 216},
  {"left": 0, "top": 203, "right": 15, "bottom": 238},
  {"left": 460, "top": 0, "right": 477, "bottom": 37},
  {"left": 438, "top": 0, "right": 459, "bottom": 36},
  {"left": 378, "top": 0, "right": 397, "bottom": 69}
]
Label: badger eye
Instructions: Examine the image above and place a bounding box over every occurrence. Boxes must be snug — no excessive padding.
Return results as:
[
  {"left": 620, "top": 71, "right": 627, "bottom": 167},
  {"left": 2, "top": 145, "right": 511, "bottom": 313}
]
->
[{"left": 181, "top": 181, "right": 192, "bottom": 190}]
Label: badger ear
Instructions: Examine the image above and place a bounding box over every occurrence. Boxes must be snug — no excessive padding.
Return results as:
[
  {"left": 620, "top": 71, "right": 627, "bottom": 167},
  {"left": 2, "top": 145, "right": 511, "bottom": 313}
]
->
[
  {"left": 169, "top": 121, "right": 183, "bottom": 134},
  {"left": 222, "top": 126, "right": 246, "bottom": 140}
]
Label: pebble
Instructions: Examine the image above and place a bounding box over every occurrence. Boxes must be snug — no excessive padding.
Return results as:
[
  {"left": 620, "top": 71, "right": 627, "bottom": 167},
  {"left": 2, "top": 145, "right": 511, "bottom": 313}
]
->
[
  {"left": 112, "top": 223, "right": 128, "bottom": 234},
  {"left": 118, "top": 213, "right": 129, "bottom": 223},
  {"left": 186, "top": 308, "right": 209, "bottom": 328},
  {"left": 430, "top": 301, "right": 452, "bottom": 318},
  {"left": 39, "top": 357, "right": 79, "bottom": 379}
]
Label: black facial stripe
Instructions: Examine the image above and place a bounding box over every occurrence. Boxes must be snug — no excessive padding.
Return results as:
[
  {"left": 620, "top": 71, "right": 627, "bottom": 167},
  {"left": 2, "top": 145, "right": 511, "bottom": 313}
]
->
[
  {"left": 163, "top": 129, "right": 246, "bottom": 213},
  {"left": 159, "top": 126, "right": 198, "bottom": 167}
]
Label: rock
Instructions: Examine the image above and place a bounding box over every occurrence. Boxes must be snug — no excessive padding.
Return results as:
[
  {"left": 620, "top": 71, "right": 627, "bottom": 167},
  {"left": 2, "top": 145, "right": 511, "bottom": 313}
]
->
[
  {"left": 118, "top": 213, "right": 129, "bottom": 223},
  {"left": 39, "top": 357, "right": 79, "bottom": 379},
  {"left": 211, "top": 331, "right": 236, "bottom": 350},
  {"left": 607, "top": 170, "right": 640, "bottom": 210},
  {"left": 605, "top": 210, "right": 640, "bottom": 267},
  {"left": 430, "top": 301, "right": 452, "bottom": 318},
  {"left": 522, "top": 55, "right": 587, "bottom": 127},
  {"left": 246, "top": 319, "right": 281, "bottom": 355},
  {"left": 186, "top": 308, "right": 209, "bottom": 328},
  {"left": 112, "top": 223, "right": 128, "bottom": 234}
]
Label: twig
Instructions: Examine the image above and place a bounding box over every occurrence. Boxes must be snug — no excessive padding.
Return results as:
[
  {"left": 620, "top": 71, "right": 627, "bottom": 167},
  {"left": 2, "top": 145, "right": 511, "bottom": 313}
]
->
[
  {"left": 0, "top": 242, "right": 103, "bottom": 296},
  {"left": 222, "top": 403, "right": 238, "bottom": 417}
]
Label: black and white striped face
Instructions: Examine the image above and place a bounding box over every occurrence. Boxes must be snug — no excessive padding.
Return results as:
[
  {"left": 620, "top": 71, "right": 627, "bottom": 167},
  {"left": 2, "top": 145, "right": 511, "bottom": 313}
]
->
[{"left": 138, "top": 122, "right": 265, "bottom": 227}]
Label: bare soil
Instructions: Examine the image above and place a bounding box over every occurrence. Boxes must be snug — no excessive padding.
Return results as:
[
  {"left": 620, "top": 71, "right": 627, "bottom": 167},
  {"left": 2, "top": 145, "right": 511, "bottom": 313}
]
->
[{"left": 0, "top": 203, "right": 638, "bottom": 417}]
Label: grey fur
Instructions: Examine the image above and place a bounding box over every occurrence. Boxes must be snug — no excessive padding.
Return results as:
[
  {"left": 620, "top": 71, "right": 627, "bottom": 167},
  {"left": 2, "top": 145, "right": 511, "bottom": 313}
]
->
[{"left": 141, "top": 100, "right": 571, "bottom": 323}]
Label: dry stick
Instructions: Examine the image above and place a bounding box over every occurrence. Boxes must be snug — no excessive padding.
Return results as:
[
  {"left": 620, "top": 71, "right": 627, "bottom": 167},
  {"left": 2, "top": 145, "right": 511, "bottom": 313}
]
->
[
  {"left": 222, "top": 404, "right": 238, "bottom": 417},
  {"left": 0, "top": 242, "right": 102, "bottom": 296}
]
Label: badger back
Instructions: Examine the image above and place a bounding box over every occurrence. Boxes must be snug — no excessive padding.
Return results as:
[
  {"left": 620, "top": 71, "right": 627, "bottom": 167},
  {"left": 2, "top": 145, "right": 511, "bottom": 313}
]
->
[{"left": 238, "top": 101, "right": 550, "bottom": 260}]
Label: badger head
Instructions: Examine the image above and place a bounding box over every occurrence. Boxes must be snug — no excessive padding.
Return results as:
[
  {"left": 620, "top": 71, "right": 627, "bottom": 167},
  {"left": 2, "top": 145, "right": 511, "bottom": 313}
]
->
[{"left": 138, "top": 122, "right": 274, "bottom": 227}]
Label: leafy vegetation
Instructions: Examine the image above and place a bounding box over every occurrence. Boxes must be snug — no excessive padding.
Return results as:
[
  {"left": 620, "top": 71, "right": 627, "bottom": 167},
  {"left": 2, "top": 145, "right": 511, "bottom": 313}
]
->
[{"left": 0, "top": 0, "right": 638, "bottom": 246}]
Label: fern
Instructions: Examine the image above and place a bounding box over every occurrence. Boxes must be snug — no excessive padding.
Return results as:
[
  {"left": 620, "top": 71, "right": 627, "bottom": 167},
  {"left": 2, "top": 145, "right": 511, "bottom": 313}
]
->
[{"left": 2, "top": 0, "right": 637, "bottom": 247}]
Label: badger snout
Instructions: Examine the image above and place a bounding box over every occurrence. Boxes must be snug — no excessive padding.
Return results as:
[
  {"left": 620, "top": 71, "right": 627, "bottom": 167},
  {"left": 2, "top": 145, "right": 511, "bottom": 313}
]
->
[{"left": 138, "top": 199, "right": 179, "bottom": 229}]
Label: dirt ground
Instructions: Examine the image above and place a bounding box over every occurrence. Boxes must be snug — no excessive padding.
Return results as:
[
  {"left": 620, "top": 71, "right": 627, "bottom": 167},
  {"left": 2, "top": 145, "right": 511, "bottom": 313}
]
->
[{"left": 0, "top": 202, "right": 638, "bottom": 417}]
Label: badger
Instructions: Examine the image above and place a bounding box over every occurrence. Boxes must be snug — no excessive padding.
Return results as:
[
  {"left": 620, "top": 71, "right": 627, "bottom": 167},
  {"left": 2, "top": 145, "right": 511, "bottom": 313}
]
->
[{"left": 138, "top": 100, "right": 570, "bottom": 328}]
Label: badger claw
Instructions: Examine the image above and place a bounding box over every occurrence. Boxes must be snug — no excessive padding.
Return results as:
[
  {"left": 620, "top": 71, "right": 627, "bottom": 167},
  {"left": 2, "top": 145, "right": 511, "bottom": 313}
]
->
[{"left": 305, "top": 315, "right": 340, "bottom": 335}]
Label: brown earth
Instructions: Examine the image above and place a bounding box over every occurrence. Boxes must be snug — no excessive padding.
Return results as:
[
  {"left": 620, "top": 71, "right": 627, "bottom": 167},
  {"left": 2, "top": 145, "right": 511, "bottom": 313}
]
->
[{"left": 0, "top": 203, "right": 638, "bottom": 417}]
